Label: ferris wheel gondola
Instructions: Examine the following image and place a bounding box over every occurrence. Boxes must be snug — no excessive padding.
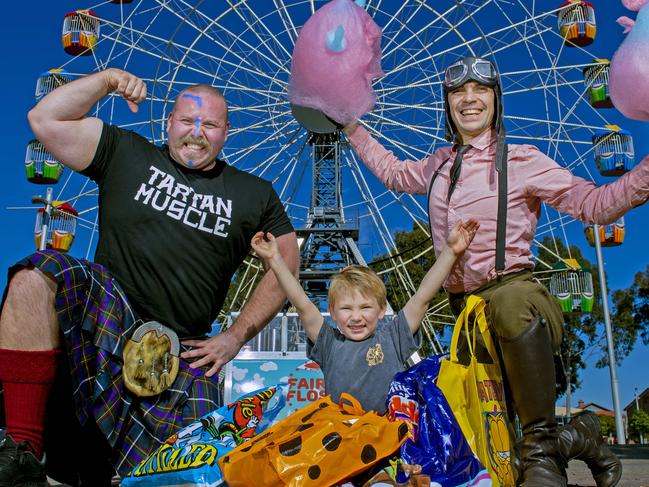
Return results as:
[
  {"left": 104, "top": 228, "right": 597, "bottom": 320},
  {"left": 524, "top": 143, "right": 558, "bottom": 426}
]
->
[
  {"left": 583, "top": 59, "right": 613, "bottom": 109},
  {"left": 25, "top": 140, "right": 63, "bottom": 185},
  {"left": 34, "top": 201, "right": 78, "bottom": 252},
  {"left": 584, "top": 218, "right": 625, "bottom": 248},
  {"left": 592, "top": 125, "right": 635, "bottom": 177},
  {"left": 557, "top": 0, "right": 596, "bottom": 47},
  {"left": 62, "top": 10, "right": 100, "bottom": 56}
]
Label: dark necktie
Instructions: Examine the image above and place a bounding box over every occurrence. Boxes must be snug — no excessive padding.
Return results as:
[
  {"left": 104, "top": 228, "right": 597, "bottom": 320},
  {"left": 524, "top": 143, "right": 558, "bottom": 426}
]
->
[{"left": 447, "top": 144, "right": 471, "bottom": 202}]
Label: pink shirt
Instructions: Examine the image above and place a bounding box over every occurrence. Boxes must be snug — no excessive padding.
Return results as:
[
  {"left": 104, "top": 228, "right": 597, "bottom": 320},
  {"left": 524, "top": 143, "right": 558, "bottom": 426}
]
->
[{"left": 349, "top": 126, "right": 649, "bottom": 293}]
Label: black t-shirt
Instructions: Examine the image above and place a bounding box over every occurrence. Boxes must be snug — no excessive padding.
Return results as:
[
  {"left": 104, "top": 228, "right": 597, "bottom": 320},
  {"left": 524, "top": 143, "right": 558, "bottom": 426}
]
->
[{"left": 81, "top": 124, "right": 294, "bottom": 337}]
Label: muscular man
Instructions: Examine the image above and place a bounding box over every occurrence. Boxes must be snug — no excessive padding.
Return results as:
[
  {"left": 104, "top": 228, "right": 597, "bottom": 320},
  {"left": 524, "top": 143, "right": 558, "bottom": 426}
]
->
[
  {"left": 0, "top": 68, "right": 298, "bottom": 484},
  {"left": 345, "top": 56, "right": 644, "bottom": 486}
]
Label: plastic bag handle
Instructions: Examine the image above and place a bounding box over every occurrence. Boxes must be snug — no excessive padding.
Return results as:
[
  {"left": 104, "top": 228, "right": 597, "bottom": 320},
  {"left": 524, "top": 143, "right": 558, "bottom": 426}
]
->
[
  {"left": 448, "top": 295, "right": 499, "bottom": 364},
  {"left": 448, "top": 295, "right": 475, "bottom": 362},
  {"left": 339, "top": 392, "right": 366, "bottom": 415},
  {"left": 470, "top": 296, "right": 500, "bottom": 364}
]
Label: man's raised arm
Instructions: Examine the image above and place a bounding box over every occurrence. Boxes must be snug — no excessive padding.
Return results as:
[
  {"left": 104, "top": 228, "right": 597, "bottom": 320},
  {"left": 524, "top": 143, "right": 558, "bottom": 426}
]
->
[{"left": 28, "top": 68, "right": 146, "bottom": 172}]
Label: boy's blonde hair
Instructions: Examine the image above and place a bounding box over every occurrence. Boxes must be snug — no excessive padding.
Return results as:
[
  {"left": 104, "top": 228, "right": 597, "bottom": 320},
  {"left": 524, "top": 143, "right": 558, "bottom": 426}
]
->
[{"left": 328, "top": 265, "right": 387, "bottom": 309}]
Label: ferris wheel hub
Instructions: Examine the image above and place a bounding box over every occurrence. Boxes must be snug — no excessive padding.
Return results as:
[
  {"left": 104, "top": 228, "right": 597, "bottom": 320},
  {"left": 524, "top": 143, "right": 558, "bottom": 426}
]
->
[{"left": 291, "top": 104, "right": 339, "bottom": 134}]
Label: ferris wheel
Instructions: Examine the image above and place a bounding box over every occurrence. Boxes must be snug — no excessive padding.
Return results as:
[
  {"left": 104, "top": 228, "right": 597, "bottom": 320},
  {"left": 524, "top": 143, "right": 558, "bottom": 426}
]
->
[{"left": 23, "top": 0, "right": 631, "bottom": 350}]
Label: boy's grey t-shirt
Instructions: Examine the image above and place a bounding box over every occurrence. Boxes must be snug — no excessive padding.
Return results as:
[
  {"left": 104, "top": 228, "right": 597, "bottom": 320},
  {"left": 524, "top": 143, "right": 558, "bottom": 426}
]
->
[{"left": 307, "top": 310, "right": 421, "bottom": 414}]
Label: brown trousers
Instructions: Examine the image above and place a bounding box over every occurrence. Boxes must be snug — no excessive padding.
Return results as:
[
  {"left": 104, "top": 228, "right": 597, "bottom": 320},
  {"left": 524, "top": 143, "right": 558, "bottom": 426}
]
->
[{"left": 448, "top": 270, "right": 564, "bottom": 363}]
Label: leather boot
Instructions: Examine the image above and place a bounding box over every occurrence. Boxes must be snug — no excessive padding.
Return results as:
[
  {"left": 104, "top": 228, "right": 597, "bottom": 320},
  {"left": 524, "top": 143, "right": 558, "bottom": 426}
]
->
[
  {"left": 558, "top": 411, "right": 622, "bottom": 487},
  {"left": 499, "top": 316, "right": 567, "bottom": 487}
]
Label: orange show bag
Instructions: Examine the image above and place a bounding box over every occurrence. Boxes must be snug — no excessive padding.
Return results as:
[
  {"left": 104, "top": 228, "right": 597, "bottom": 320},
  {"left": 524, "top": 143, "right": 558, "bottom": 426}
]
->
[{"left": 219, "top": 392, "right": 409, "bottom": 486}]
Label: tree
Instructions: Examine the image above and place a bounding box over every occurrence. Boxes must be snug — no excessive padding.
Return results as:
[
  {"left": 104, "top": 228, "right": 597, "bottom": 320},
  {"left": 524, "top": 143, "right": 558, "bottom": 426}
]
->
[
  {"left": 219, "top": 255, "right": 265, "bottom": 325},
  {"left": 628, "top": 409, "right": 649, "bottom": 443},
  {"left": 598, "top": 414, "right": 617, "bottom": 438},
  {"left": 607, "top": 265, "right": 649, "bottom": 367}
]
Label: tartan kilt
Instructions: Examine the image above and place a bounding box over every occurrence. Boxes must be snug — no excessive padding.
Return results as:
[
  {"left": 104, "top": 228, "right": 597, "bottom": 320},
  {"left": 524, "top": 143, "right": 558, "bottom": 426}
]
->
[{"left": 5, "top": 250, "right": 222, "bottom": 476}]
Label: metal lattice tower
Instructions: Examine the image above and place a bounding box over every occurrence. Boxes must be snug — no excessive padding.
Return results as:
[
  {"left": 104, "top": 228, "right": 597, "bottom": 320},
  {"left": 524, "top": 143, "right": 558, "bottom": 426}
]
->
[{"left": 297, "top": 132, "right": 367, "bottom": 308}]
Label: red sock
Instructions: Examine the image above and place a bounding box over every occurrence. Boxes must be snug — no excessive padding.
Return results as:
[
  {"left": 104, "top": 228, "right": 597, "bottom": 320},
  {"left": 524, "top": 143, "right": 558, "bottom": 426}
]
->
[{"left": 0, "top": 348, "right": 61, "bottom": 458}]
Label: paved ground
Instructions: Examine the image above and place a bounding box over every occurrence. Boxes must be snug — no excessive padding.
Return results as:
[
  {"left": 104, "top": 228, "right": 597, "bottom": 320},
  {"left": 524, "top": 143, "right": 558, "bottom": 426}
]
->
[
  {"left": 567, "top": 446, "right": 649, "bottom": 487},
  {"left": 46, "top": 445, "right": 649, "bottom": 486}
]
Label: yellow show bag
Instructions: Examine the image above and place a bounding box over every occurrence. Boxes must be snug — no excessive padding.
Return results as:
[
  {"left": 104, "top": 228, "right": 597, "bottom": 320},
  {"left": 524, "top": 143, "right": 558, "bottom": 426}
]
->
[
  {"left": 219, "top": 392, "right": 409, "bottom": 486},
  {"left": 437, "top": 295, "right": 515, "bottom": 487}
]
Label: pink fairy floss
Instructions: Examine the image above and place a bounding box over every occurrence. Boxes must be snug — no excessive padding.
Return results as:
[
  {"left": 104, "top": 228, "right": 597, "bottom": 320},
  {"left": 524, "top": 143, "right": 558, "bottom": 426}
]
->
[
  {"left": 610, "top": 0, "right": 649, "bottom": 120},
  {"left": 289, "top": 0, "right": 383, "bottom": 126}
]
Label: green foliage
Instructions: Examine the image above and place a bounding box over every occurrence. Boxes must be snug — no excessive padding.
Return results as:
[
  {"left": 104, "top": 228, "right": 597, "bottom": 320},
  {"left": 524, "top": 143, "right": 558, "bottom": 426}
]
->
[
  {"left": 219, "top": 256, "right": 264, "bottom": 325},
  {"left": 597, "top": 414, "right": 617, "bottom": 437},
  {"left": 629, "top": 409, "right": 649, "bottom": 441},
  {"left": 608, "top": 264, "right": 649, "bottom": 367}
]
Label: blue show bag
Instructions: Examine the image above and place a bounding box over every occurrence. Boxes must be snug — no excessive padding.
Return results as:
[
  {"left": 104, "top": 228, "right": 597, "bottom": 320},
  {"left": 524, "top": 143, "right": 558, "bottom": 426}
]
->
[
  {"left": 387, "top": 356, "right": 491, "bottom": 486},
  {"left": 121, "top": 383, "right": 288, "bottom": 487}
]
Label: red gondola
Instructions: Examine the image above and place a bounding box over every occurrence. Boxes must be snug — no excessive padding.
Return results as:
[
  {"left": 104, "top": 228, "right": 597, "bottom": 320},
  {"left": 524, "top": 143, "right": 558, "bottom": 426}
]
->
[
  {"left": 62, "top": 10, "right": 100, "bottom": 56},
  {"left": 557, "top": 0, "right": 596, "bottom": 47}
]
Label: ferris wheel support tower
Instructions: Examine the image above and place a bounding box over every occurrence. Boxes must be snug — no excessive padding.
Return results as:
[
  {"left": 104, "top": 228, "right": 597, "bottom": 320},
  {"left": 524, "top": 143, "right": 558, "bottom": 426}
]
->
[{"left": 297, "top": 131, "right": 387, "bottom": 309}]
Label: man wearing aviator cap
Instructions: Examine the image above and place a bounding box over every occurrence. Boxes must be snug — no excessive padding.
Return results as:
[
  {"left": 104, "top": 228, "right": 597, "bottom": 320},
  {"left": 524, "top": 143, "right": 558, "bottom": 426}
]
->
[{"left": 343, "top": 55, "right": 649, "bottom": 486}]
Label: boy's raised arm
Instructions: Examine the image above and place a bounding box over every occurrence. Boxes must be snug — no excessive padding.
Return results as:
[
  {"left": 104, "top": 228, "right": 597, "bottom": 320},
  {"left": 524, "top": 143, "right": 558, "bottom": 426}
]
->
[
  {"left": 402, "top": 219, "right": 479, "bottom": 334},
  {"left": 251, "top": 232, "right": 323, "bottom": 343}
]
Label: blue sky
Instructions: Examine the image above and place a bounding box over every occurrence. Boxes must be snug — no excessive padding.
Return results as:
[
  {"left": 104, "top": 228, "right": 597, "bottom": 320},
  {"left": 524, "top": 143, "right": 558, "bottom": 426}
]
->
[{"left": 0, "top": 1, "right": 648, "bottom": 413}]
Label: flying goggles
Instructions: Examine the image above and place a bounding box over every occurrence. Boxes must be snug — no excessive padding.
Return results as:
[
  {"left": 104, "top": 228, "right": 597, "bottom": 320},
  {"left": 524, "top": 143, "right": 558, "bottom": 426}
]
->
[{"left": 443, "top": 57, "right": 498, "bottom": 91}]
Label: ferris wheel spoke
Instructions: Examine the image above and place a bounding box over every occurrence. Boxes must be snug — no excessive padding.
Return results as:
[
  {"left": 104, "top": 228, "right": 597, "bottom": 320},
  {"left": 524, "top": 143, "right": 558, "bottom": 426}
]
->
[
  {"left": 156, "top": 0, "right": 290, "bottom": 77},
  {"left": 345, "top": 150, "right": 428, "bottom": 250},
  {"left": 364, "top": 127, "right": 434, "bottom": 160},
  {"left": 227, "top": 1, "right": 295, "bottom": 63},
  {"left": 274, "top": 135, "right": 310, "bottom": 201},
  {"left": 381, "top": 2, "right": 472, "bottom": 75},
  {"left": 363, "top": 115, "right": 444, "bottom": 157},
  {"left": 506, "top": 114, "right": 607, "bottom": 134},
  {"left": 272, "top": 0, "right": 300, "bottom": 46},
  {"left": 383, "top": 5, "right": 557, "bottom": 81},
  {"left": 228, "top": 104, "right": 293, "bottom": 136},
  {"left": 375, "top": 1, "right": 422, "bottom": 55},
  {"left": 104, "top": 2, "right": 168, "bottom": 72},
  {"left": 252, "top": 126, "right": 305, "bottom": 179},
  {"left": 99, "top": 19, "right": 286, "bottom": 90},
  {"left": 345, "top": 157, "right": 397, "bottom": 254},
  {"left": 225, "top": 116, "right": 298, "bottom": 167},
  {"left": 384, "top": 0, "right": 490, "bottom": 67}
]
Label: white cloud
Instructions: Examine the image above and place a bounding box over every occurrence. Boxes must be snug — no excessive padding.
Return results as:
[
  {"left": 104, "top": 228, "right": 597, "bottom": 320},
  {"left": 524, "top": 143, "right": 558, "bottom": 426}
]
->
[
  {"left": 260, "top": 361, "right": 278, "bottom": 372},
  {"left": 233, "top": 374, "right": 266, "bottom": 395},
  {"left": 232, "top": 366, "right": 248, "bottom": 381}
]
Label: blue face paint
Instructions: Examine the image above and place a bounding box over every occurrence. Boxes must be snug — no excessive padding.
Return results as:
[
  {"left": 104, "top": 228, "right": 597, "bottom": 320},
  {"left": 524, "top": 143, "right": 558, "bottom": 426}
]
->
[
  {"left": 326, "top": 25, "right": 346, "bottom": 52},
  {"left": 194, "top": 116, "right": 201, "bottom": 138},
  {"left": 181, "top": 93, "right": 203, "bottom": 107},
  {"left": 187, "top": 160, "right": 194, "bottom": 167}
]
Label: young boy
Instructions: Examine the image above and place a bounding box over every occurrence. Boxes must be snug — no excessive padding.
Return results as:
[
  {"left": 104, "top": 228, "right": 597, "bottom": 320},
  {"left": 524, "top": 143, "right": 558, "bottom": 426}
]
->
[{"left": 251, "top": 219, "right": 479, "bottom": 414}]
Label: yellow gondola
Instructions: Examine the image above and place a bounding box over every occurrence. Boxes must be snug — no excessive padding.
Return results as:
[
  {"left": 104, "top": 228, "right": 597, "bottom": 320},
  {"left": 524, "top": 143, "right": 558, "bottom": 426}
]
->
[{"left": 584, "top": 218, "right": 625, "bottom": 247}]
